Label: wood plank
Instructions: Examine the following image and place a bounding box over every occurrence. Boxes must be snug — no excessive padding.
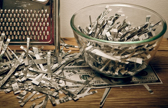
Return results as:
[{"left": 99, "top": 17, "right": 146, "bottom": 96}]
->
[
  {"left": 0, "top": 37, "right": 168, "bottom": 108},
  {"left": 8, "top": 37, "right": 79, "bottom": 51},
  {"left": 158, "top": 38, "right": 168, "bottom": 51},
  {"left": 8, "top": 37, "right": 168, "bottom": 51}
]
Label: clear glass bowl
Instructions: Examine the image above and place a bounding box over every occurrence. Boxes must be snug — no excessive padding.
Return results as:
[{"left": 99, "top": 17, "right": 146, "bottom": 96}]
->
[{"left": 70, "top": 3, "right": 167, "bottom": 78}]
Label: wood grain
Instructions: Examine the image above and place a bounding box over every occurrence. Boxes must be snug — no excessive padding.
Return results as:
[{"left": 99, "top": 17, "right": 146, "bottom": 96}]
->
[{"left": 0, "top": 38, "right": 168, "bottom": 108}]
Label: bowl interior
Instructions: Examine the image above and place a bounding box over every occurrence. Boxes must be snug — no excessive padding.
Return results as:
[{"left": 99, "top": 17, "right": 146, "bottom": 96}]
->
[{"left": 71, "top": 3, "right": 167, "bottom": 45}]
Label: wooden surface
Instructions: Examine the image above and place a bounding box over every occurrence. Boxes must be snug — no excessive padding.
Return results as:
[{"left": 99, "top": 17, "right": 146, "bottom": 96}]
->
[{"left": 1, "top": 38, "right": 168, "bottom": 108}]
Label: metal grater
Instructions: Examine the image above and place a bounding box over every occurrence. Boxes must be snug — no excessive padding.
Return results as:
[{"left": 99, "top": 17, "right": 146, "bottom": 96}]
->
[{"left": 0, "top": 0, "right": 59, "bottom": 45}]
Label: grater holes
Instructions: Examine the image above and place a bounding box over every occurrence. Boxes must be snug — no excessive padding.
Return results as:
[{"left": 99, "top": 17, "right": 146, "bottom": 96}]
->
[{"left": 0, "top": 9, "right": 50, "bottom": 42}]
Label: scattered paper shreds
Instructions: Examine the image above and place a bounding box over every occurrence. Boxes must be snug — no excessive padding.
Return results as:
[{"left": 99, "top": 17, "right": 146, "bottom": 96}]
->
[{"left": 0, "top": 34, "right": 98, "bottom": 108}]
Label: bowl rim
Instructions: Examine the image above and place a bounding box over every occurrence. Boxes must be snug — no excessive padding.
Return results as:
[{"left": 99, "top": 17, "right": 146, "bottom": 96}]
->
[{"left": 70, "top": 2, "right": 167, "bottom": 45}]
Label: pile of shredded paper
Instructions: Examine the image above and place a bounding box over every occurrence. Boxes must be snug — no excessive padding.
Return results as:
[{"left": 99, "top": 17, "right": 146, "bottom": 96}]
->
[{"left": 0, "top": 33, "right": 100, "bottom": 107}]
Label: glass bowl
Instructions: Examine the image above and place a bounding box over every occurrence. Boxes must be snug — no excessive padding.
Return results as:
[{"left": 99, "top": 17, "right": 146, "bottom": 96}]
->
[{"left": 70, "top": 3, "right": 167, "bottom": 78}]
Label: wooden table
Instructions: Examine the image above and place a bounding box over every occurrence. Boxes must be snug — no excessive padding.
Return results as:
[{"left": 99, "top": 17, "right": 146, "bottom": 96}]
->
[{"left": 0, "top": 38, "right": 168, "bottom": 108}]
